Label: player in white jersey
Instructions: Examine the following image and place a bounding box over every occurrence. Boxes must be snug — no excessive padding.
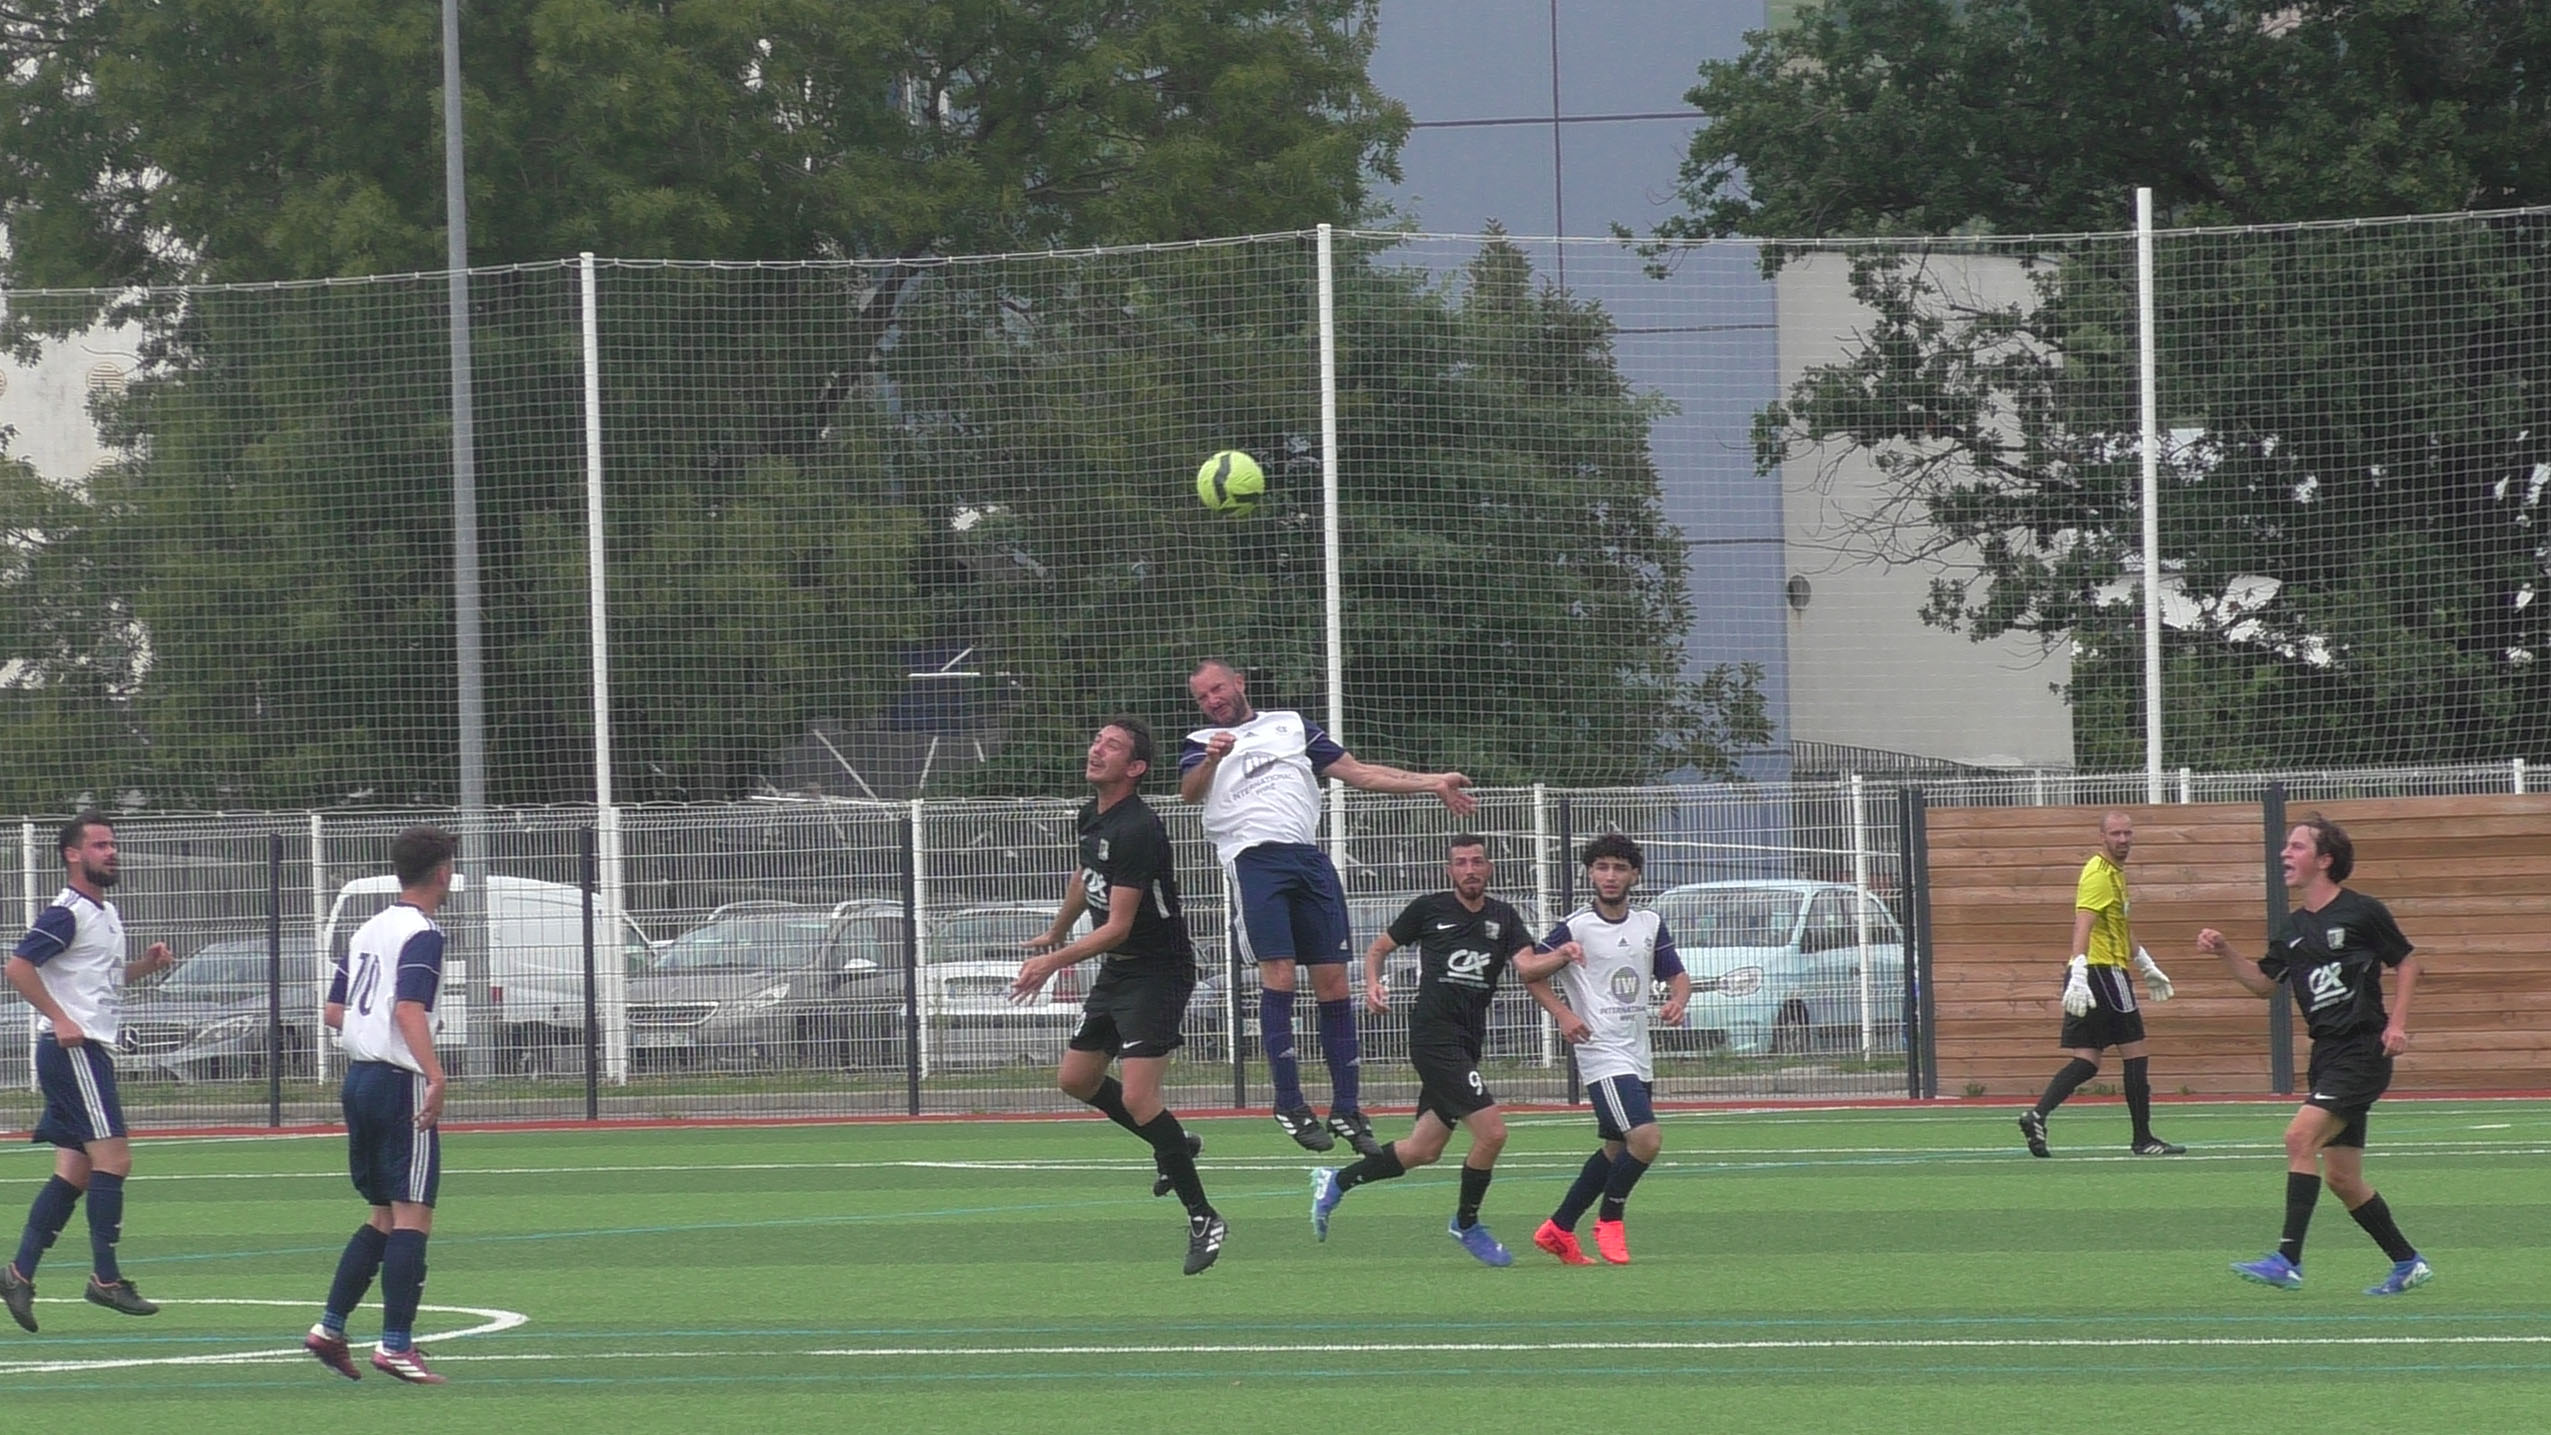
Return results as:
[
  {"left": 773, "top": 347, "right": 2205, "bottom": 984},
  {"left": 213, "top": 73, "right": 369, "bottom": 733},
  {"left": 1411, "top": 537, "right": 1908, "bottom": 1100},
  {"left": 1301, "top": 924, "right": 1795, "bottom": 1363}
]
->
[
  {"left": 1, "top": 814, "right": 174, "bottom": 1330},
  {"left": 302, "top": 825, "right": 455, "bottom": 1384},
  {"left": 1180, "top": 658, "right": 1477, "bottom": 1155},
  {"left": 1522, "top": 835, "right": 1689, "bottom": 1266}
]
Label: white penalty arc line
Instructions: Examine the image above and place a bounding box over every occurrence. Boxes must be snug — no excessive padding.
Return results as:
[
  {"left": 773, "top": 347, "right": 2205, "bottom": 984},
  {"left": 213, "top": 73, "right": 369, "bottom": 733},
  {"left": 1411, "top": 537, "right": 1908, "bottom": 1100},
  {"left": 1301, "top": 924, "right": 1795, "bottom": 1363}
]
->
[
  {"left": 800, "top": 1333, "right": 2551, "bottom": 1358},
  {"left": 0, "top": 1298, "right": 528, "bottom": 1376}
]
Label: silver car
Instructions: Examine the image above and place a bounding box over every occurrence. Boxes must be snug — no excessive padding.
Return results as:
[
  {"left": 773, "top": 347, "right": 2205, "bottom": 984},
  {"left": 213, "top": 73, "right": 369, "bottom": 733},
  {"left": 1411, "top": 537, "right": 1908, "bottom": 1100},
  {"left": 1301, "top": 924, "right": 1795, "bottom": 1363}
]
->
[{"left": 1649, "top": 880, "right": 1907, "bottom": 1056}]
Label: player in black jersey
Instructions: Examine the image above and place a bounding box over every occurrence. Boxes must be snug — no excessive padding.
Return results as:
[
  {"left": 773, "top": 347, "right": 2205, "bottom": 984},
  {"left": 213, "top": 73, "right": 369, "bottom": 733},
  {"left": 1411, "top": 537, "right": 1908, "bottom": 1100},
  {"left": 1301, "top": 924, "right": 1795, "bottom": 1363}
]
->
[
  {"left": 1012, "top": 718, "right": 1224, "bottom": 1275},
  {"left": 1306, "top": 835, "right": 1581, "bottom": 1265},
  {"left": 2199, "top": 813, "right": 2432, "bottom": 1296}
]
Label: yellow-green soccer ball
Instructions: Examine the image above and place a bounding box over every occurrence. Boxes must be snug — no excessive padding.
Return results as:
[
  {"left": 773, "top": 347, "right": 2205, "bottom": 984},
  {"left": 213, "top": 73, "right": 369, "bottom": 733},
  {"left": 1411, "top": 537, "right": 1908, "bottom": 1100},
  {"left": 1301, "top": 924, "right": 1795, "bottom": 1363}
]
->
[{"left": 1196, "top": 449, "right": 1265, "bottom": 517}]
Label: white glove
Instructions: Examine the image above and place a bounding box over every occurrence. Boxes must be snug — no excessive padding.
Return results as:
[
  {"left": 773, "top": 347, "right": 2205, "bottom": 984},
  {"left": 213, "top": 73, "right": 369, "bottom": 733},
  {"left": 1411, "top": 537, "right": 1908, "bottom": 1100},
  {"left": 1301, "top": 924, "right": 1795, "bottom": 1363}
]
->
[
  {"left": 2134, "top": 946, "right": 2174, "bottom": 1002},
  {"left": 2061, "top": 955, "right": 2094, "bottom": 1017}
]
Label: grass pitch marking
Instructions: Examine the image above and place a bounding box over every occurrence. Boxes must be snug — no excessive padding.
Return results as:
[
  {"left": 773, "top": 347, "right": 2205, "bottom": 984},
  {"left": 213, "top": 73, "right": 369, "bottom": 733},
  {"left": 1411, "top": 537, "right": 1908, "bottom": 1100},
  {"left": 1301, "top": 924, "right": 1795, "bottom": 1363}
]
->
[{"left": 0, "top": 1298, "right": 528, "bottom": 1376}]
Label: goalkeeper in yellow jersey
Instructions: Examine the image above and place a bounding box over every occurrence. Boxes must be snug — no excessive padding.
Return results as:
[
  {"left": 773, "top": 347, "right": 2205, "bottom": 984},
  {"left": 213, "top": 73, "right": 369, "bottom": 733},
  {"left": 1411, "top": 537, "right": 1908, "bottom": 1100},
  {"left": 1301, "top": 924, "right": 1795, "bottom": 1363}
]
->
[{"left": 2017, "top": 810, "right": 2184, "bottom": 1158}]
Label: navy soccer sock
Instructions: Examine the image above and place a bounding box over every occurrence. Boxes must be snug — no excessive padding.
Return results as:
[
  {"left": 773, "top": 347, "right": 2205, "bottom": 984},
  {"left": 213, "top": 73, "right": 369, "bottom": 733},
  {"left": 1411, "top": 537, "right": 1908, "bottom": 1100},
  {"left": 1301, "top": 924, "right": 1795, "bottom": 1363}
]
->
[
  {"left": 1260, "top": 986, "right": 1304, "bottom": 1111},
  {"left": 13, "top": 1175, "right": 81, "bottom": 1280},
  {"left": 1317, "top": 998, "right": 1362, "bottom": 1115},
  {"left": 82, "top": 1171, "right": 125, "bottom": 1285},
  {"left": 1455, "top": 1162, "right": 1494, "bottom": 1229},
  {"left": 1550, "top": 1150, "right": 1611, "bottom": 1232},
  {"left": 2278, "top": 1171, "right": 2322, "bottom": 1265},
  {"left": 1598, "top": 1153, "right": 1652, "bottom": 1223},
  {"left": 322, "top": 1225, "right": 390, "bottom": 1336},
  {"left": 380, "top": 1229, "right": 429, "bottom": 1353}
]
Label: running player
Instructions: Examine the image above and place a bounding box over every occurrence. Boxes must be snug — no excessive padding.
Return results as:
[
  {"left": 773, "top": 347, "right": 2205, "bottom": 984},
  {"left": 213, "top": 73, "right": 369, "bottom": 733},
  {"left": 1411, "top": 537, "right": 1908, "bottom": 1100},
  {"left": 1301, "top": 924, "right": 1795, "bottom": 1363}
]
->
[
  {"left": 1522, "top": 834, "right": 1689, "bottom": 1266},
  {"left": 1182, "top": 658, "right": 1475, "bottom": 1156},
  {"left": 2018, "top": 809, "right": 2184, "bottom": 1158},
  {"left": 2200, "top": 813, "right": 2432, "bottom": 1296},
  {"left": 303, "top": 824, "right": 457, "bottom": 1383},
  {"left": 1014, "top": 718, "right": 1225, "bottom": 1275},
  {"left": 0, "top": 813, "right": 174, "bottom": 1332},
  {"left": 1307, "top": 835, "right": 1579, "bottom": 1265}
]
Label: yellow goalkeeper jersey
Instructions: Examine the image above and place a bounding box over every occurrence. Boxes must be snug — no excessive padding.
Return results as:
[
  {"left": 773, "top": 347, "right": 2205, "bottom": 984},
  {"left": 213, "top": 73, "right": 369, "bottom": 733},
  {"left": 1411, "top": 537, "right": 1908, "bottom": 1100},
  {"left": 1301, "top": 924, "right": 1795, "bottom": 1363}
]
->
[{"left": 2074, "top": 854, "right": 2132, "bottom": 967}]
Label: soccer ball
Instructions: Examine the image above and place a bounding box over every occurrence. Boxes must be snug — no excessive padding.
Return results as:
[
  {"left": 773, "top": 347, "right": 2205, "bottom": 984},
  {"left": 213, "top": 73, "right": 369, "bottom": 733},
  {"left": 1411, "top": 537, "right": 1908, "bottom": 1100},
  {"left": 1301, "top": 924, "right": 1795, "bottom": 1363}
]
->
[{"left": 1195, "top": 449, "right": 1265, "bottom": 517}]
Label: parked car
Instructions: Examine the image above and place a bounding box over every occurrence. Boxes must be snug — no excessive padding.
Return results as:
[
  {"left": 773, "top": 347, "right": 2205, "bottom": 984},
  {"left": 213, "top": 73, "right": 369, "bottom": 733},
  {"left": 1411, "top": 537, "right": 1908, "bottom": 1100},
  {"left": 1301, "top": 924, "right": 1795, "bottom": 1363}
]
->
[
  {"left": 626, "top": 901, "right": 910, "bottom": 1072},
  {"left": 1648, "top": 880, "right": 1907, "bottom": 1056},
  {"left": 121, "top": 936, "right": 322, "bottom": 1082},
  {"left": 923, "top": 902, "right": 1090, "bottom": 1067}
]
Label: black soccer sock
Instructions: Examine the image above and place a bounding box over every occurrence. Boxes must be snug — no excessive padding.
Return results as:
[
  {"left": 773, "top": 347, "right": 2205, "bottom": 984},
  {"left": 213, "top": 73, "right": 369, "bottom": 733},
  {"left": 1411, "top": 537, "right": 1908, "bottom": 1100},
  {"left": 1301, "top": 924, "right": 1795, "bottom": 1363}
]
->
[
  {"left": 12, "top": 1175, "right": 81, "bottom": 1280},
  {"left": 1079, "top": 1076, "right": 1146, "bottom": 1135},
  {"left": 2346, "top": 1192, "right": 2418, "bottom": 1263},
  {"left": 1136, "top": 1111, "right": 1211, "bottom": 1215},
  {"left": 1333, "top": 1141, "right": 1406, "bottom": 1193},
  {"left": 1597, "top": 1153, "right": 1652, "bottom": 1223},
  {"left": 1454, "top": 1162, "right": 1494, "bottom": 1230},
  {"left": 379, "top": 1229, "right": 428, "bottom": 1354},
  {"left": 2035, "top": 1058, "right": 2099, "bottom": 1116},
  {"left": 2277, "top": 1171, "right": 2322, "bottom": 1265},
  {"left": 1317, "top": 998, "right": 1362, "bottom": 1115},
  {"left": 322, "top": 1224, "right": 390, "bottom": 1336},
  {"left": 82, "top": 1171, "right": 125, "bottom": 1285},
  {"left": 2123, "top": 1057, "right": 2155, "bottom": 1143},
  {"left": 1550, "top": 1150, "right": 1612, "bottom": 1231}
]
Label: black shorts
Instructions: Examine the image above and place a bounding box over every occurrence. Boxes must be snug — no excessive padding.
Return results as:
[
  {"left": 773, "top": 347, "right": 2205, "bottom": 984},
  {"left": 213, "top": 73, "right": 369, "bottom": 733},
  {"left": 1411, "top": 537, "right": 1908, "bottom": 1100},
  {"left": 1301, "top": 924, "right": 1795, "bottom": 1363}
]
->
[
  {"left": 1068, "top": 962, "right": 1193, "bottom": 1059},
  {"left": 2059, "top": 963, "right": 2147, "bottom": 1049},
  {"left": 1411, "top": 1044, "right": 1495, "bottom": 1127},
  {"left": 2304, "top": 1033, "right": 2392, "bottom": 1148}
]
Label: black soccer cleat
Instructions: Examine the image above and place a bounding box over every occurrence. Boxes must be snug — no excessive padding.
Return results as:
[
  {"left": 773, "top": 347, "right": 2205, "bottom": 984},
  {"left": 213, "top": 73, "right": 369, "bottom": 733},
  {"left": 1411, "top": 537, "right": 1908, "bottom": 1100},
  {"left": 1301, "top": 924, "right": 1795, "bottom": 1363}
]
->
[
  {"left": 1183, "top": 1212, "right": 1227, "bottom": 1275},
  {"left": 2131, "top": 1137, "right": 2186, "bottom": 1156},
  {"left": 84, "top": 1277, "right": 158, "bottom": 1316},
  {"left": 1274, "top": 1105, "right": 1335, "bottom": 1153},
  {"left": 2018, "top": 1110, "right": 2051, "bottom": 1158},
  {"left": 0, "top": 1263, "right": 34, "bottom": 1332},
  {"left": 1153, "top": 1132, "right": 1204, "bottom": 1198},
  {"left": 1327, "top": 1109, "right": 1384, "bottom": 1159}
]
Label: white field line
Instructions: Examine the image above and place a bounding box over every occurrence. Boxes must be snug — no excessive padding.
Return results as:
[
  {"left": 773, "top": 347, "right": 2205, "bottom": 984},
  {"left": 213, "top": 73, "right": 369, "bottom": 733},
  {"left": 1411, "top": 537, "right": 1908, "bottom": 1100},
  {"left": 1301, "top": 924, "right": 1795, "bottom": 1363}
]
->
[{"left": 0, "top": 1298, "right": 527, "bottom": 1376}]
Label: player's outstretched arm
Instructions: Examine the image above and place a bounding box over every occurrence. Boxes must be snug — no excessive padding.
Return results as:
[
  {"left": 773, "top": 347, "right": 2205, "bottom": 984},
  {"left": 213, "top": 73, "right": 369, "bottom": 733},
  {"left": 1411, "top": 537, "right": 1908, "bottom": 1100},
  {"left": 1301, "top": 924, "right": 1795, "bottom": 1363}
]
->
[
  {"left": 1321, "top": 753, "right": 1477, "bottom": 816},
  {"left": 2196, "top": 928, "right": 2277, "bottom": 998}
]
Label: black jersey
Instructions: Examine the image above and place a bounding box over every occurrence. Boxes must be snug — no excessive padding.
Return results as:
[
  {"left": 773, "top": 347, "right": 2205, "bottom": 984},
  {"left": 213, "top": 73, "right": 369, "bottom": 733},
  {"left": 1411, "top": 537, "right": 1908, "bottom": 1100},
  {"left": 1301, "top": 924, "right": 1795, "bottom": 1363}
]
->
[
  {"left": 1388, "top": 891, "right": 1533, "bottom": 1056},
  {"left": 2258, "top": 888, "right": 2414, "bottom": 1043},
  {"left": 1077, "top": 794, "right": 1195, "bottom": 976}
]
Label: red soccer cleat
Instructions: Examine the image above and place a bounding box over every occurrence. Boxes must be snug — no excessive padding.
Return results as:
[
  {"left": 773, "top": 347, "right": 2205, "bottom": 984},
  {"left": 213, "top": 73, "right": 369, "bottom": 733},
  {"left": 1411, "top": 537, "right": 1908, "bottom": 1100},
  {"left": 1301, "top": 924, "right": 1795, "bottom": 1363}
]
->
[
  {"left": 1594, "top": 1218, "right": 1631, "bottom": 1265},
  {"left": 1534, "top": 1219, "right": 1594, "bottom": 1266},
  {"left": 370, "top": 1344, "right": 446, "bottom": 1384}
]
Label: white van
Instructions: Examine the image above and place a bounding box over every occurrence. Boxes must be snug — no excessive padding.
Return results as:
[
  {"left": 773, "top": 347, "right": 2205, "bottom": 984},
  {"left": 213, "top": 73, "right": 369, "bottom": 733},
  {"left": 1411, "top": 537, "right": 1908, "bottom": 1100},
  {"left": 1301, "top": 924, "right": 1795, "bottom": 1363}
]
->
[{"left": 320, "top": 874, "right": 653, "bottom": 1071}]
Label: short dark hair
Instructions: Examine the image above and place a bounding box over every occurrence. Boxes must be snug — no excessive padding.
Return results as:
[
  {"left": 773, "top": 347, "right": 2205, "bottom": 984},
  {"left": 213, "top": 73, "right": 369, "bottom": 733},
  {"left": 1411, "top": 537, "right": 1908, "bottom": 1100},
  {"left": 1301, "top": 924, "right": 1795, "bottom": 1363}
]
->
[
  {"left": 2297, "top": 813, "right": 2354, "bottom": 884},
  {"left": 1580, "top": 833, "right": 1643, "bottom": 871},
  {"left": 57, "top": 811, "right": 110, "bottom": 862},
  {"left": 1447, "top": 833, "right": 1488, "bottom": 857},
  {"left": 390, "top": 825, "right": 459, "bottom": 889},
  {"left": 1103, "top": 715, "right": 1155, "bottom": 775},
  {"left": 1192, "top": 657, "right": 1244, "bottom": 682}
]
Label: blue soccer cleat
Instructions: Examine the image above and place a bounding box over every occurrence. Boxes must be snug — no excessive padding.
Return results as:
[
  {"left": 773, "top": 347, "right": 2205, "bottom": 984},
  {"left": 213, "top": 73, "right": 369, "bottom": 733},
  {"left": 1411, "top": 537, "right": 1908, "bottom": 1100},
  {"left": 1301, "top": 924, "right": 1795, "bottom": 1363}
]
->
[
  {"left": 2232, "top": 1252, "right": 2303, "bottom": 1290},
  {"left": 2364, "top": 1256, "right": 2433, "bottom": 1297},
  {"left": 1448, "top": 1217, "right": 1513, "bottom": 1267},
  {"left": 1310, "top": 1167, "right": 1342, "bottom": 1242}
]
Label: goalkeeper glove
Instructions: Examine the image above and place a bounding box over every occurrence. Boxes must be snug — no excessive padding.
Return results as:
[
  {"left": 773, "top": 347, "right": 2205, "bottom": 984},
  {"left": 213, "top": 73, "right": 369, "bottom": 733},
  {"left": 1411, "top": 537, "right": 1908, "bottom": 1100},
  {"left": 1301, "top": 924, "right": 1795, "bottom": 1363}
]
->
[
  {"left": 2133, "top": 946, "right": 2174, "bottom": 1002},
  {"left": 2061, "top": 955, "right": 2094, "bottom": 1017}
]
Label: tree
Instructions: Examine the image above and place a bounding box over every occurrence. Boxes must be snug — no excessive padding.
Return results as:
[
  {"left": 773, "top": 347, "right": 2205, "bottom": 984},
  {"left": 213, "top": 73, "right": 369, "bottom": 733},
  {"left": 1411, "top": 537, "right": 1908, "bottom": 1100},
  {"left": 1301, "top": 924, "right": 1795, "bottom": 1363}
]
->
[{"left": 1672, "top": 1, "right": 2551, "bottom": 768}]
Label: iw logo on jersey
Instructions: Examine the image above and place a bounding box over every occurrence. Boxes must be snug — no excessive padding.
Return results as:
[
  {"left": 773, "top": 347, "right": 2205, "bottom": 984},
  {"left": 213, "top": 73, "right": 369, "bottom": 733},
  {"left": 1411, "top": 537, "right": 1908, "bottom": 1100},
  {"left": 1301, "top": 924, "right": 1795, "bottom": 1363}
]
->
[{"left": 1607, "top": 967, "right": 1645, "bottom": 1001}]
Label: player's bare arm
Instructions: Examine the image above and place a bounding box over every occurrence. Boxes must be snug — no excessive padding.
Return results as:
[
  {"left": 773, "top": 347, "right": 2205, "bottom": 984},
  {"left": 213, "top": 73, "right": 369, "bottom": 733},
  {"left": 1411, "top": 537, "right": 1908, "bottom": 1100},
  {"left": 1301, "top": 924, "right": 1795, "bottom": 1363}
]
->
[
  {"left": 122, "top": 941, "right": 175, "bottom": 985},
  {"left": 1658, "top": 968, "right": 1692, "bottom": 1027},
  {"left": 2196, "top": 928, "right": 2278, "bottom": 998},
  {"left": 1523, "top": 974, "right": 1590, "bottom": 1043},
  {"left": 1178, "top": 730, "right": 1236, "bottom": 804},
  {"left": 1320, "top": 753, "right": 1478, "bottom": 817},
  {"left": 394, "top": 999, "right": 446, "bottom": 1129},
  {"left": 1028, "top": 883, "right": 1090, "bottom": 953},
  {"left": 1010, "top": 884, "right": 1137, "bottom": 1001},
  {"left": 1512, "top": 940, "right": 1583, "bottom": 984},
  {"left": 1361, "top": 933, "right": 1398, "bottom": 1014},
  {"left": 4, "top": 954, "right": 80, "bottom": 1045},
  {"left": 2069, "top": 907, "right": 2098, "bottom": 961},
  {"left": 2382, "top": 955, "right": 2422, "bottom": 1056}
]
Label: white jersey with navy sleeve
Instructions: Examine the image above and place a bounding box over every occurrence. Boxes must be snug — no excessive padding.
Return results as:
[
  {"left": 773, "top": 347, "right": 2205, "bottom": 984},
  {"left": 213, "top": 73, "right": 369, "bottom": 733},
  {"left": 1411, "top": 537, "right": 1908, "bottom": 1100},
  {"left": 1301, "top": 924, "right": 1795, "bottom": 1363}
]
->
[
  {"left": 1180, "top": 708, "right": 1346, "bottom": 865},
  {"left": 332, "top": 902, "right": 445, "bottom": 1074},
  {"left": 1542, "top": 906, "right": 1683, "bottom": 1084},
  {"left": 11, "top": 888, "right": 130, "bottom": 1043}
]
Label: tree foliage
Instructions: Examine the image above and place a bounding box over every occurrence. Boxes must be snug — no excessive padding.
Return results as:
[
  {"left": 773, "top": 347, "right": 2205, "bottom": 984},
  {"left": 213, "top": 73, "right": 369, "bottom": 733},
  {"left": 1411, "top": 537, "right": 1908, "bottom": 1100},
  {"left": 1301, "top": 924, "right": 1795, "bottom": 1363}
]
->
[{"left": 1677, "top": 1, "right": 2551, "bottom": 768}]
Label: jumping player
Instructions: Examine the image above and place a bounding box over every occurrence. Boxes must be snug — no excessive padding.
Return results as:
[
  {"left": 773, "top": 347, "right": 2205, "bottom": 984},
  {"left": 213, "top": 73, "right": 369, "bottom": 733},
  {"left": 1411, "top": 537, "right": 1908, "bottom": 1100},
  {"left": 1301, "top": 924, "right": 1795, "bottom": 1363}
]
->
[
  {"left": 1523, "top": 834, "right": 1689, "bottom": 1265},
  {"left": 1308, "top": 835, "right": 1579, "bottom": 1265},
  {"left": 2200, "top": 814, "right": 2432, "bottom": 1296},
  {"left": 1015, "top": 718, "right": 1225, "bottom": 1275}
]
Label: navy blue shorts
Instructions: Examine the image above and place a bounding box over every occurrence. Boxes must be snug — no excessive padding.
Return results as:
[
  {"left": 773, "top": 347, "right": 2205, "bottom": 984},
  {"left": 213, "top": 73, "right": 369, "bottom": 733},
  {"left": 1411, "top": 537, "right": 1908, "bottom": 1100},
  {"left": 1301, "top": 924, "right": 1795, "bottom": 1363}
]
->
[
  {"left": 1229, "top": 842, "right": 1351, "bottom": 966},
  {"left": 31, "top": 1036, "right": 126, "bottom": 1149},
  {"left": 1586, "top": 1075, "right": 1657, "bottom": 1141},
  {"left": 343, "top": 1061, "right": 440, "bottom": 1208}
]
